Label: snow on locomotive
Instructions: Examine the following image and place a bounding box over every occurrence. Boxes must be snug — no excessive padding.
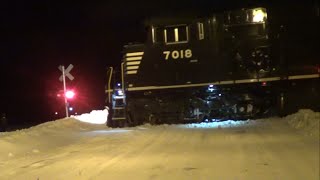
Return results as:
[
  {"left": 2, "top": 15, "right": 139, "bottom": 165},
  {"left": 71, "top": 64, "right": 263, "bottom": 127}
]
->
[{"left": 106, "top": 5, "right": 319, "bottom": 127}]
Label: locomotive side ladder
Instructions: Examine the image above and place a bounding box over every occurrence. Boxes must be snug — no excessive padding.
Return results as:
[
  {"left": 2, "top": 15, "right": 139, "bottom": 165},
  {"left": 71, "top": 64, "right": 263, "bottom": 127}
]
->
[
  {"left": 111, "top": 90, "right": 126, "bottom": 121},
  {"left": 106, "top": 63, "right": 127, "bottom": 125}
]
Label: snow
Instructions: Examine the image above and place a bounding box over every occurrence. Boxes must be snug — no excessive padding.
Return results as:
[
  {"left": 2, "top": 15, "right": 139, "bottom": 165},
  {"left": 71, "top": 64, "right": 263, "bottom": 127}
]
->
[
  {"left": 286, "top": 109, "right": 320, "bottom": 138},
  {"left": 71, "top": 109, "right": 109, "bottom": 124},
  {"left": 0, "top": 109, "right": 319, "bottom": 180}
]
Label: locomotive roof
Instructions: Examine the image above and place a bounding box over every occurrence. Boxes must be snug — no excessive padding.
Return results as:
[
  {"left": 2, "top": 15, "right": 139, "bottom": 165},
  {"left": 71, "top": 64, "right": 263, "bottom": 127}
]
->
[
  {"left": 144, "top": 14, "right": 206, "bottom": 26},
  {"left": 143, "top": 6, "right": 268, "bottom": 27}
]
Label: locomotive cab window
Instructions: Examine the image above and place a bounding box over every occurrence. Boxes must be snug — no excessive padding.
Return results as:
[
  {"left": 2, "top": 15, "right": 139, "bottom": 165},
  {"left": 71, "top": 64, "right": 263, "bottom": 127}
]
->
[
  {"left": 197, "top": 22, "right": 204, "bottom": 40},
  {"left": 164, "top": 25, "right": 189, "bottom": 44},
  {"left": 151, "top": 26, "right": 164, "bottom": 43}
]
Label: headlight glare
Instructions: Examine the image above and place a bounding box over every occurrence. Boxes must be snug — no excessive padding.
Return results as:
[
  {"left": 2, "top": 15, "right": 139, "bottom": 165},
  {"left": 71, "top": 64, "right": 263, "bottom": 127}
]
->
[{"left": 252, "top": 9, "right": 267, "bottom": 22}]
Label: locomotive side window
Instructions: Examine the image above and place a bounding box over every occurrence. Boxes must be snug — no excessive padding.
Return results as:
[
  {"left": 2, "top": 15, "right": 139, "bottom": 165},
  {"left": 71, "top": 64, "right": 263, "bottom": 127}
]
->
[
  {"left": 152, "top": 26, "right": 164, "bottom": 43},
  {"left": 164, "top": 25, "right": 189, "bottom": 44},
  {"left": 151, "top": 26, "right": 156, "bottom": 43},
  {"left": 197, "top": 22, "right": 204, "bottom": 40}
]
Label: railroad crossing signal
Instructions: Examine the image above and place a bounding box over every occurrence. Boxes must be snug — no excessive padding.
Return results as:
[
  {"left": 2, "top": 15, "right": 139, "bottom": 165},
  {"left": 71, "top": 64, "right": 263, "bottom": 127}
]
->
[
  {"left": 59, "top": 64, "right": 74, "bottom": 81},
  {"left": 58, "top": 64, "right": 74, "bottom": 118}
]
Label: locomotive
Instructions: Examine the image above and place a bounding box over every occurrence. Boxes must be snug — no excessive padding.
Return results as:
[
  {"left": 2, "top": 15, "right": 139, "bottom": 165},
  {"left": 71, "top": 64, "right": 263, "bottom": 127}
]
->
[{"left": 106, "top": 3, "right": 319, "bottom": 127}]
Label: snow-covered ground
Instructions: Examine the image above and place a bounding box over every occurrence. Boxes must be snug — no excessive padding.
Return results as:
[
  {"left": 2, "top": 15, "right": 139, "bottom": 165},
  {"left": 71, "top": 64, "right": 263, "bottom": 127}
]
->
[{"left": 0, "top": 109, "right": 319, "bottom": 180}]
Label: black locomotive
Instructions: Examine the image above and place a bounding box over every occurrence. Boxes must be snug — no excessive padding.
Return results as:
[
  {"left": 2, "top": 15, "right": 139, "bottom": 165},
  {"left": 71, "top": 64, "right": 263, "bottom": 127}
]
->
[{"left": 106, "top": 3, "right": 319, "bottom": 127}]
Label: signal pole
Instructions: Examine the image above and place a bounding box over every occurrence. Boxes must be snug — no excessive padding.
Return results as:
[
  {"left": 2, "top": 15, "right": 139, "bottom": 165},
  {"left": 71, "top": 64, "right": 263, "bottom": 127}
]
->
[{"left": 61, "top": 65, "right": 69, "bottom": 118}]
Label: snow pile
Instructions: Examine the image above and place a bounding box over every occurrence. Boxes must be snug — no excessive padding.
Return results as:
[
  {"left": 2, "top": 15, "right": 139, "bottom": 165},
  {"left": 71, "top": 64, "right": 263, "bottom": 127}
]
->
[
  {"left": 0, "top": 116, "right": 108, "bottom": 161},
  {"left": 286, "top": 109, "right": 320, "bottom": 138},
  {"left": 72, "top": 108, "right": 109, "bottom": 124},
  {"left": 34, "top": 118, "right": 104, "bottom": 131}
]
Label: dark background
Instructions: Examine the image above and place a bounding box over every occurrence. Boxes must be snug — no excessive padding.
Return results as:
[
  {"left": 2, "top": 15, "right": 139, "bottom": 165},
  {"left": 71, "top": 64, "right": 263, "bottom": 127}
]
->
[{"left": 0, "top": 0, "right": 306, "bottom": 126}]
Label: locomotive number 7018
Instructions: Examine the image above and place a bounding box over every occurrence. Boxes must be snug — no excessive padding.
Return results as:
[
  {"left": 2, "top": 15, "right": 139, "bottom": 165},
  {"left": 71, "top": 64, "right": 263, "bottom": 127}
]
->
[{"left": 163, "top": 49, "right": 192, "bottom": 60}]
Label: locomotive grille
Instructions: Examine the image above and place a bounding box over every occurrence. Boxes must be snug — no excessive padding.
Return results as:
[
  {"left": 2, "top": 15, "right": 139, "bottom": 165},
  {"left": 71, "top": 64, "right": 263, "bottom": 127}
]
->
[{"left": 124, "top": 51, "right": 144, "bottom": 75}]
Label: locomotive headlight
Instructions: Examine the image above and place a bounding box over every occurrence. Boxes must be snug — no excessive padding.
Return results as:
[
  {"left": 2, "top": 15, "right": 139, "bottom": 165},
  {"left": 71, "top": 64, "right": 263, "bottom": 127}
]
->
[
  {"left": 117, "top": 90, "right": 124, "bottom": 96},
  {"left": 252, "top": 9, "right": 267, "bottom": 22},
  {"left": 208, "top": 85, "right": 216, "bottom": 92}
]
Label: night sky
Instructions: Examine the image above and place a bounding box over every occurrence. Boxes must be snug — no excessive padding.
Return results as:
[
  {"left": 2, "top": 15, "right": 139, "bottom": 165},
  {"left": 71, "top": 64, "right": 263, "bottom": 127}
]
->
[{"left": 1, "top": 0, "right": 270, "bottom": 124}]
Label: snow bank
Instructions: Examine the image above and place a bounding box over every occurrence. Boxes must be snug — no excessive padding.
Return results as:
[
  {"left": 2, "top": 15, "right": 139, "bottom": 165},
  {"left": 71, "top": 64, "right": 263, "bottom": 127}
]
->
[
  {"left": 0, "top": 110, "right": 109, "bottom": 161},
  {"left": 72, "top": 108, "right": 108, "bottom": 124},
  {"left": 286, "top": 109, "right": 320, "bottom": 138}
]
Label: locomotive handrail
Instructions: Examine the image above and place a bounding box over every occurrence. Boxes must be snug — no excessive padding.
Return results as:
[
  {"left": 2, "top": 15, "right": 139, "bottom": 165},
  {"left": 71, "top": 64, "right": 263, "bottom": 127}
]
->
[
  {"left": 223, "top": 22, "right": 266, "bottom": 27},
  {"left": 288, "top": 74, "right": 319, "bottom": 80},
  {"left": 107, "top": 67, "right": 113, "bottom": 104},
  {"left": 121, "top": 62, "right": 125, "bottom": 91}
]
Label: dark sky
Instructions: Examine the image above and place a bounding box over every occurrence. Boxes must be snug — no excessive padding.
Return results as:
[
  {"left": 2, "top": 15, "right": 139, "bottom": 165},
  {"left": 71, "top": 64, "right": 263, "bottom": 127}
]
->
[{"left": 1, "top": 0, "right": 269, "bottom": 123}]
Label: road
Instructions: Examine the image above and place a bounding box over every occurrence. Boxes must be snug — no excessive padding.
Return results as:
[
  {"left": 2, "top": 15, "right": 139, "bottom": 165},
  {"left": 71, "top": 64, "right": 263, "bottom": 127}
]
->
[{"left": 0, "top": 118, "right": 319, "bottom": 180}]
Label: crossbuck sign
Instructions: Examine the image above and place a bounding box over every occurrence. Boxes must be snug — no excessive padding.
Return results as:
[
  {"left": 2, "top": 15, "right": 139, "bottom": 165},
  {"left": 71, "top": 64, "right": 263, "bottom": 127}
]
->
[
  {"left": 58, "top": 64, "right": 74, "bottom": 117},
  {"left": 59, "top": 64, "right": 74, "bottom": 81}
]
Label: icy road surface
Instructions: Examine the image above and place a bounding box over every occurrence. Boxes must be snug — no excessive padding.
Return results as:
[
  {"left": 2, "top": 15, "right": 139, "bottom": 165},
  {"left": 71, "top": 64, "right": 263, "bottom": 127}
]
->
[{"left": 0, "top": 110, "right": 319, "bottom": 180}]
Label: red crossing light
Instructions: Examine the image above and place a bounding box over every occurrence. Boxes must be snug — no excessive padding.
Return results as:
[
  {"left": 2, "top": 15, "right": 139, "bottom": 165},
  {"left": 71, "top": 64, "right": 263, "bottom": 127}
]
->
[{"left": 65, "top": 90, "right": 75, "bottom": 99}]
